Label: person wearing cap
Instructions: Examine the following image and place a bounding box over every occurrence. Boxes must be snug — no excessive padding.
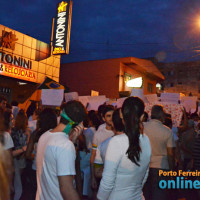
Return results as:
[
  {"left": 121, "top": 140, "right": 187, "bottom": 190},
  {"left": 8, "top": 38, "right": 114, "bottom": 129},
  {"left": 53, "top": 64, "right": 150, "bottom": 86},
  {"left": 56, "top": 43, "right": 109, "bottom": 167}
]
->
[{"left": 36, "top": 101, "right": 87, "bottom": 200}]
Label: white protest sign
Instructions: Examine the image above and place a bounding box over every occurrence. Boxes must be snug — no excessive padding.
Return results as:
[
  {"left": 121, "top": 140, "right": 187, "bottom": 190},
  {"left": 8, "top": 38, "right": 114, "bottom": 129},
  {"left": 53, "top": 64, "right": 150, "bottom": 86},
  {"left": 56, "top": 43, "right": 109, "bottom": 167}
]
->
[
  {"left": 145, "top": 102, "right": 184, "bottom": 127},
  {"left": 160, "top": 93, "right": 180, "bottom": 104},
  {"left": 116, "top": 97, "right": 127, "bottom": 108},
  {"left": 131, "top": 88, "right": 144, "bottom": 100},
  {"left": 87, "top": 96, "right": 107, "bottom": 111},
  {"left": 41, "top": 89, "right": 64, "bottom": 106},
  {"left": 64, "top": 92, "right": 79, "bottom": 102},
  {"left": 181, "top": 96, "right": 198, "bottom": 113},
  {"left": 144, "top": 94, "right": 158, "bottom": 103},
  {"left": 88, "top": 95, "right": 106, "bottom": 101},
  {"left": 78, "top": 96, "right": 89, "bottom": 107}
]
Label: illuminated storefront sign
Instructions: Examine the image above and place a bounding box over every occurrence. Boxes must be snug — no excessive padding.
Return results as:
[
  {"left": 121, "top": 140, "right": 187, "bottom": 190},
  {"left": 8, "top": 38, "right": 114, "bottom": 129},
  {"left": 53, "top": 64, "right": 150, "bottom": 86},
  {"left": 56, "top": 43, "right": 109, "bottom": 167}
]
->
[
  {"left": 0, "top": 51, "right": 32, "bottom": 69},
  {"left": 0, "top": 51, "right": 36, "bottom": 82},
  {"left": 52, "top": 1, "right": 72, "bottom": 55},
  {"left": 0, "top": 63, "right": 36, "bottom": 82}
]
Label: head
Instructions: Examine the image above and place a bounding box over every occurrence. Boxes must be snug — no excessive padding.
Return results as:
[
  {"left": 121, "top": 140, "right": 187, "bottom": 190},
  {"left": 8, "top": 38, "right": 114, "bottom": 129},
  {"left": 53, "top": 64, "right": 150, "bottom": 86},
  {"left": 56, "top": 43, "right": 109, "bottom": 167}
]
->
[
  {"left": 26, "top": 101, "right": 37, "bottom": 119},
  {"left": 38, "top": 108, "right": 57, "bottom": 133},
  {"left": 0, "top": 96, "right": 7, "bottom": 111},
  {"left": 11, "top": 101, "right": 18, "bottom": 107},
  {"left": 97, "top": 104, "right": 107, "bottom": 123},
  {"left": 4, "top": 111, "right": 13, "bottom": 132},
  {"left": 102, "top": 105, "right": 115, "bottom": 128},
  {"left": 14, "top": 109, "right": 28, "bottom": 132},
  {"left": 88, "top": 110, "right": 101, "bottom": 130},
  {"left": 32, "top": 108, "right": 41, "bottom": 120},
  {"left": 190, "top": 113, "right": 199, "bottom": 122},
  {"left": 60, "top": 100, "right": 87, "bottom": 134},
  {"left": 6, "top": 103, "right": 12, "bottom": 112},
  {"left": 142, "top": 111, "right": 149, "bottom": 122},
  {"left": 112, "top": 109, "right": 124, "bottom": 134},
  {"left": 0, "top": 108, "right": 5, "bottom": 144},
  {"left": 121, "top": 97, "right": 144, "bottom": 165},
  {"left": 151, "top": 105, "right": 165, "bottom": 122},
  {"left": 164, "top": 117, "right": 172, "bottom": 129}
]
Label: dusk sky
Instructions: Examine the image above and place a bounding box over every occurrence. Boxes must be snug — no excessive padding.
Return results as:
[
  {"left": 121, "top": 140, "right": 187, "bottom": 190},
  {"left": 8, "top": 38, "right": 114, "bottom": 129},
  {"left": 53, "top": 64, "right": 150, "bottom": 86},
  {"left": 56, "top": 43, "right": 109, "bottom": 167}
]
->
[{"left": 1, "top": 0, "right": 200, "bottom": 63}]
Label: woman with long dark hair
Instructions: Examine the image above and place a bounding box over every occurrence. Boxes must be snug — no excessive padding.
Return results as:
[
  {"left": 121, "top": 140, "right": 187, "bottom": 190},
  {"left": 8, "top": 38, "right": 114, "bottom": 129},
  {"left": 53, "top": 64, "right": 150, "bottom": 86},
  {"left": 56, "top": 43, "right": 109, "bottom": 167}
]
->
[
  {"left": 97, "top": 97, "right": 151, "bottom": 200},
  {"left": 24, "top": 108, "right": 57, "bottom": 200},
  {"left": 11, "top": 109, "right": 31, "bottom": 200}
]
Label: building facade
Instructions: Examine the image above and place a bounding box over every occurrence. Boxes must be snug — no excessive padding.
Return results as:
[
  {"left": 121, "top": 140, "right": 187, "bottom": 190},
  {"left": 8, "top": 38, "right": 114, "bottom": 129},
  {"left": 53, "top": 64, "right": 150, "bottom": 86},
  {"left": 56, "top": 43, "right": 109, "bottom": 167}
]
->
[
  {"left": 0, "top": 24, "right": 61, "bottom": 103},
  {"left": 157, "top": 61, "right": 200, "bottom": 97},
  {"left": 60, "top": 57, "right": 164, "bottom": 98}
]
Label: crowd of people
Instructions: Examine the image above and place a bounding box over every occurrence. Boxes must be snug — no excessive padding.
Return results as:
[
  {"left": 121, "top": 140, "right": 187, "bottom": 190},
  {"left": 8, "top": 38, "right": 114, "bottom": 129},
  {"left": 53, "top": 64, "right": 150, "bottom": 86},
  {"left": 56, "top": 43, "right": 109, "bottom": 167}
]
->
[{"left": 0, "top": 94, "right": 200, "bottom": 200}]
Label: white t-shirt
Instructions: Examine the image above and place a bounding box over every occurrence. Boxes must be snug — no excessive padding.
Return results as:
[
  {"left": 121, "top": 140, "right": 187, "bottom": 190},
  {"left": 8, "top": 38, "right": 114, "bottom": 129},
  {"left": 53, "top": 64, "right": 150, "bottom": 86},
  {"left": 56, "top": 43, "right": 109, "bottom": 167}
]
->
[
  {"left": 97, "top": 134, "right": 151, "bottom": 200},
  {"left": 36, "top": 131, "right": 76, "bottom": 200},
  {"left": 28, "top": 120, "right": 37, "bottom": 133},
  {"left": 94, "top": 137, "right": 112, "bottom": 165},
  {"left": 97, "top": 123, "right": 106, "bottom": 131},
  {"left": 3, "top": 132, "right": 14, "bottom": 150},
  {"left": 92, "top": 126, "right": 114, "bottom": 150}
]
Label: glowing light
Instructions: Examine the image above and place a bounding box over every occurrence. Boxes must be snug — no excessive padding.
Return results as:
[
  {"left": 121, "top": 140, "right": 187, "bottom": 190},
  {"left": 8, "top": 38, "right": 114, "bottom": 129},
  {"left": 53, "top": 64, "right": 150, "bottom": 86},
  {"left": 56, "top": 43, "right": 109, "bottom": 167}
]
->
[
  {"left": 197, "top": 17, "right": 200, "bottom": 28},
  {"left": 126, "top": 77, "right": 142, "bottom": 88},
  {"left": 156, "top": 83, "right": 161, "bottom": 89},
  {"left": 18, "top": 82, "right": 27, "bottom": 85}
]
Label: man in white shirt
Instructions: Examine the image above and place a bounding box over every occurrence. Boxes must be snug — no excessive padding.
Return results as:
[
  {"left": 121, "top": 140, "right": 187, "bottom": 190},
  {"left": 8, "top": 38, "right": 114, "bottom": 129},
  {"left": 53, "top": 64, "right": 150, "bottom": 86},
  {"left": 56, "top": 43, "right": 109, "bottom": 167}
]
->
[
  {"left": 36, "top": 100, "right": 87, "bottom": 200},
  {"left": 90, "top": 105, "right": 114, "bottom": 199},
  {"left": 94, "top": 109, "right": 124, "bottom": 178},
  {"left": 143, "top": 105, "right": 176, "bottom": 200}
]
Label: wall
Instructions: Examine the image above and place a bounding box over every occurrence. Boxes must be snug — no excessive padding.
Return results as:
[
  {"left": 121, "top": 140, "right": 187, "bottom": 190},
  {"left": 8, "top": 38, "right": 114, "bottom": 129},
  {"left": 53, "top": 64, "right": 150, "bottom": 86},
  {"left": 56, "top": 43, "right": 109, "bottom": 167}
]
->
[
  {"left": 119, "top": 63, "right": 157, "bottom": 95},
  {"left": 157, "top": 61, "right": 200, "bottom": 97},
  {"left": 60, "top": 59, "right": 120, "bottom": 98},
  {"left": 143, "top": 76, "right": 157, "bottom": 94}
]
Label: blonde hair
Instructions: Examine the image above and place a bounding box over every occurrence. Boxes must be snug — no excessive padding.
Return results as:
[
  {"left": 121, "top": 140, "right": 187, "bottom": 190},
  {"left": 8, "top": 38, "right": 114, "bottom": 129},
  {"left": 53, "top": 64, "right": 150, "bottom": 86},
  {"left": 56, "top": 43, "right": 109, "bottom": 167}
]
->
[{"left": 0, "top": 143, "right": 11, "bottom": 200}]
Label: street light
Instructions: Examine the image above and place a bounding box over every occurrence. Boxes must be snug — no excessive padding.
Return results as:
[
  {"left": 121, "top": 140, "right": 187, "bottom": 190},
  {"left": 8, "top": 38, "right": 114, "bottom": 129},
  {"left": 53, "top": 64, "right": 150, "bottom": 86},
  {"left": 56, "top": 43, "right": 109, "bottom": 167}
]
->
[{"left": 196, "top": 17, "right": 200, "bottom": 28}]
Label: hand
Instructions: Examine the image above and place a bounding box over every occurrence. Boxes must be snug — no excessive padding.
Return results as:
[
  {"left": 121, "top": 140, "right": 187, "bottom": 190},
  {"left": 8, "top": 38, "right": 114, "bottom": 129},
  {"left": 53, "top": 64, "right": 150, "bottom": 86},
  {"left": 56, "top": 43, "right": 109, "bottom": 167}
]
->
[
  {"left": 91, "top": 177, "right": 97, "bottom": 190},
  {"left": 22, "top": 146, "right": 27, "bottom": 152},
  {"left": 85, "top": 148, "right": 90, "bottom": 154}
]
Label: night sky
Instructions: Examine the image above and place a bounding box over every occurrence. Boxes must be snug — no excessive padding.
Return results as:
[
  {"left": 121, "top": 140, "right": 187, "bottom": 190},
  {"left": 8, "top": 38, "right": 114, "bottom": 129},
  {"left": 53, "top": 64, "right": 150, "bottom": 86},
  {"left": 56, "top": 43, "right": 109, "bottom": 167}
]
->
[{"left": 1, "top": 0, "right": 200, "bottom": 63}]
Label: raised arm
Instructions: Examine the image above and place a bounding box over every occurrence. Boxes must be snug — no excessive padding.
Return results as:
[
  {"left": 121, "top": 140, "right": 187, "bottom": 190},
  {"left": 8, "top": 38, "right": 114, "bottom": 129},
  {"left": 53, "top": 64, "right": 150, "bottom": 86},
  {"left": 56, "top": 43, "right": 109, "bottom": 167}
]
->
[{"left": 178, "top": 108, "right": 188, "bottom": 134}]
